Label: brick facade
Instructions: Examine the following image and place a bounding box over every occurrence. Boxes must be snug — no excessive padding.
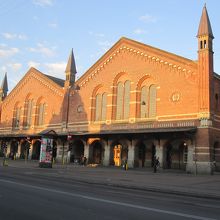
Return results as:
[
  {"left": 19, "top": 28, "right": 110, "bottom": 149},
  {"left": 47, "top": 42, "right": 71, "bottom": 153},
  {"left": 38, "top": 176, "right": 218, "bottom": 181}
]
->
[{"left": 0, "top": 5, "right": 219, "bottom": 174}]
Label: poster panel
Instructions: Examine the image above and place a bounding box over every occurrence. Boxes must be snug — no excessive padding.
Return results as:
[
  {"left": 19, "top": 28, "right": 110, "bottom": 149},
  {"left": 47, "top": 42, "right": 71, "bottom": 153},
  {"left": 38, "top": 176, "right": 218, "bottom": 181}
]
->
[{"left": 39, "top": 137, "right": 53, "bottom": 167}]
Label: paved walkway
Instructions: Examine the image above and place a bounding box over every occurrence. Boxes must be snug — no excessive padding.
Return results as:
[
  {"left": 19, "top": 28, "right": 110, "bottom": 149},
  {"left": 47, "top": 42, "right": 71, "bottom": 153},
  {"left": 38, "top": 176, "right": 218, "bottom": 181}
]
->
[{"left": 1, "top": 158, "right": 220, "bottom": 200}]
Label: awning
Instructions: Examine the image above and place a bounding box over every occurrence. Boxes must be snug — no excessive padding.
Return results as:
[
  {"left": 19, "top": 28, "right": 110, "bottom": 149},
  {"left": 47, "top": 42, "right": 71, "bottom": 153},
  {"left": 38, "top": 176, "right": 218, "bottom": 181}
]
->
[{"left": 68, "top": 127, "right": 197, "bottom": 136}]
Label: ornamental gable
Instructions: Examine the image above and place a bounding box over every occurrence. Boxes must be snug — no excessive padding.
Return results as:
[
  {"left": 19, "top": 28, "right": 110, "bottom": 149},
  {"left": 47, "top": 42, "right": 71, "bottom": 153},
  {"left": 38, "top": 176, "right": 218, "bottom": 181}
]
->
[
  {"left": 1, "top": 67, "right": 65, "bottom": 128},
  {"left": 68, "top": 37, "right": 200, "bottom": 125}
]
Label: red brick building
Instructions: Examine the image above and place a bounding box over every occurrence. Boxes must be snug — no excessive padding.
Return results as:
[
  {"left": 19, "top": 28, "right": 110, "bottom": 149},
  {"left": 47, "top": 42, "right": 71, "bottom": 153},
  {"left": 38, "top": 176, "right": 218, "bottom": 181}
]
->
[{"left": 0, "top": 5, "right": 219, "bottom": 174}]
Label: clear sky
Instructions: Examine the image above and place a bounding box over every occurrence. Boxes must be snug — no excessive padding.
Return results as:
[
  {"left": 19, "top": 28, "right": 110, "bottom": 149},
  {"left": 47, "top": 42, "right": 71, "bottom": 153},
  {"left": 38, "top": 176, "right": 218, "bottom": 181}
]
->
[{"left": 1, "top": 0, "right": 220, "bottom": 92}]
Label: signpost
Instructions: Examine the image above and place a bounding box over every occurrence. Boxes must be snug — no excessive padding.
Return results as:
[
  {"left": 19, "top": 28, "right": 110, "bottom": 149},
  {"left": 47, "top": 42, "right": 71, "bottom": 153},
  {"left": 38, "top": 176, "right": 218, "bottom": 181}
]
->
[{"left": 39, "top": 137, "right": 53, "bottom": 168}]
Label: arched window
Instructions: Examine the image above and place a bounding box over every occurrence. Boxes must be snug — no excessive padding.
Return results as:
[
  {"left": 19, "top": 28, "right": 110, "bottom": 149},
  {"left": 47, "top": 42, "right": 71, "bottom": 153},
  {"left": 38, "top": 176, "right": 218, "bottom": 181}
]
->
[
  {"left": 149, "top": 85, "right": 157, "bottom": 118},
  {"left": 35, "top": 102, "right": 46, "bottom": 126},
  {"left": 101, "top": 93, "right": 107, "bottom": 121},
  {"left": 139, "top": 84, "right": 157, "bottom": 118},
  {"left": 23, "top": 99, "right": 33, "bottom": 127},
  {"left": 95, "top": 94, "right": 102, "bottom": 121},
  {"left": 124, "top": 81, "right": 130, "bottom": 119},
  {"left": 95, "top": 92, "right": 107, "bottom": 122},
  {"left": 116, "top": 81, "right": 131, "bottom": 120},
  {"left": 12, "top": 104, "right": 22, "bottom": 129},
  {"left": 140, "top": 85, "right": 148, "bottom": 118},
  {"left": 116, "top": 82, "right": 123, "bottom": 120}
]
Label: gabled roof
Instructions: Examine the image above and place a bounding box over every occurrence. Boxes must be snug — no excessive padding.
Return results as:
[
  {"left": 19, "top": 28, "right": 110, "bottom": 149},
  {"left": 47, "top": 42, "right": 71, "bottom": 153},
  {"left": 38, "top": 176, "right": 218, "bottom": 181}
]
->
[
  {"left": 65, "top": 49, "right": 77, "bottom": 74},
  {"left": 2, "top": 67, "right": 64, "bottom": 107},
  {"left": 76, "top": 37, "right": 197, "bottom": 86},
  {"left": 197, "top": 5, "right": 214, "bottom": 38},
  {"left": 43, "top": 74, "right": 65, "bottom": 87}
]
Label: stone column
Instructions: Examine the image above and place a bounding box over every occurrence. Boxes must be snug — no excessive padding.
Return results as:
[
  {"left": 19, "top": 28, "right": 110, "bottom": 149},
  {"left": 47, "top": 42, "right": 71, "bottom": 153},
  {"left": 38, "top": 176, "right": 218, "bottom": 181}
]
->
[
  {"left": 17, "top": 142, "right": 21, "bottom": 159},
  {"left": 5, "top": 141, "right": 10, "bottom": 157},
  {"left": 127, "top": 141, "right": 135, "bottom": 168},
  {"left": 103, "top": 141, "right": 111, "bottom": 166},
  {"left": 195, "top": 128, "right": 212, "bottom": 174},
  {"left": 28, "top": 143, "right": 33, "bottom": 160},
  {"left": 186, "top": 143, "right": 195, "bottom": 174},
  {"left": 155, "top": 140, "right": 165, "bottom": 169},
  {"left": 84, "top": 143, "right": 92, "bottom": 164}
]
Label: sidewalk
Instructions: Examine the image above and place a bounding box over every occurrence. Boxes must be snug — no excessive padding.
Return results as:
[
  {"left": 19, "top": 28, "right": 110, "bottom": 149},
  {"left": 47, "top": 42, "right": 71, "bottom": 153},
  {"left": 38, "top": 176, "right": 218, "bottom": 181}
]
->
[{"left": 1, "top": 158, "right": 220, "bottom": 200}]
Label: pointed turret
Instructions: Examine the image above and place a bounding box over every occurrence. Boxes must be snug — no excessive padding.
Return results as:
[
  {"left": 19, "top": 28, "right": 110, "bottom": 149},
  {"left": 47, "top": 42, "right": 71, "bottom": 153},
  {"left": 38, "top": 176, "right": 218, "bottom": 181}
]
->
[
  {"left": 197, "top": 4, "right": 214, "bottom": 39},
  {"left": 65, "top": 49, "right": 77, "bottom": 88},
  {"left": 197, "top": 4, "right": 214, "bottom": 116},
  {"left": 0, "top": 73, "right": 8, "bottom": 101}
]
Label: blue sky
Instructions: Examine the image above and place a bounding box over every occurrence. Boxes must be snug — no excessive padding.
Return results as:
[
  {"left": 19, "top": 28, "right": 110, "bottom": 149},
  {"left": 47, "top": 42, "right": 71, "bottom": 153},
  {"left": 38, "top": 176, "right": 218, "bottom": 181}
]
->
[{"left": 1, "top": 0, "right": 220, "bottom": 92}]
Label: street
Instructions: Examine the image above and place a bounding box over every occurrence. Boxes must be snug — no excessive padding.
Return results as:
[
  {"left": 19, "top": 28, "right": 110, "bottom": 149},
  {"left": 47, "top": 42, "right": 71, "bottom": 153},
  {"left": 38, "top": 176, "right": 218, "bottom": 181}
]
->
[{"left": 0, "top": 166, "right": 219, "bottom": 220}]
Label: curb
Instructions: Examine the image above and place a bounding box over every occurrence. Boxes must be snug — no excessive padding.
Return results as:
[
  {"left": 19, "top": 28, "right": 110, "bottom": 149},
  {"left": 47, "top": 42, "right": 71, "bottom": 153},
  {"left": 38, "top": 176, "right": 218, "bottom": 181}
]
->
[
  {"left": 60, "top": 177, "right": 220, "bottom": 201},
  {"left": 2, "top": 163, "right": 220, "bottom": 200}
]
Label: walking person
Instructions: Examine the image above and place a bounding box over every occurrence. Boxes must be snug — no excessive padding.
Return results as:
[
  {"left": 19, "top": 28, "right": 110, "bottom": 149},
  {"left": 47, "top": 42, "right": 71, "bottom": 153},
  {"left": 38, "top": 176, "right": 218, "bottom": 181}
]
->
[{"left": 153, "top": 156, "right": 160, "bottom": 173}]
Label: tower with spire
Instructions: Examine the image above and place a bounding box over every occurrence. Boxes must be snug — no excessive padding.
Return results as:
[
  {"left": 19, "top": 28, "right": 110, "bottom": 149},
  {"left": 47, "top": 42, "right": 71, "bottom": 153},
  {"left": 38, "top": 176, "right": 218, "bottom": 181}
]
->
[
  {"left": 197, "top": 4, "right": 214, "bottom": 116},
  {"left": 64, "top": 49, "right": 77, "bottom": 88},
  {"left": 0, "top": 73, "right": 8, "bottom": 102}
]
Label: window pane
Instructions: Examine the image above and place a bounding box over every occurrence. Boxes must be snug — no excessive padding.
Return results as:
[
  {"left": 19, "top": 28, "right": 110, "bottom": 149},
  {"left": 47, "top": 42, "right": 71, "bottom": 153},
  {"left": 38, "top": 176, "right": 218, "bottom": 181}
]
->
[
  {"left": 101, "top": 93, "right": 107, "bottom": 121},
  {"left": 140, "top": 86, "right": 148, "bottom": 118},
  {"left": 116, "top": 82, "right": 123, "bottom": 120},
  {"left": 95, "top": 94, "right": 101, "bottom": 121},
  {"left": 27, "top": 100, "right": 33, "bottom": 126},
  {"left": 149, "top": 85, "right": 157, "bottom": 118},
  {"left": 124, "top": 81, "right": 130, "bottom": 119}
]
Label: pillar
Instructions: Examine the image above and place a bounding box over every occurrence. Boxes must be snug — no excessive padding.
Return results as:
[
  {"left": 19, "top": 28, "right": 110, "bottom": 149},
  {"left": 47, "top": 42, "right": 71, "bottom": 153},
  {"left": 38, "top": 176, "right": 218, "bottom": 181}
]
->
[
  {"left": 84, "top": 144, "right": 89, "bottom": 161},
  {"left": 195, "top": 128, "right": 212, "bottom": 174},
  {"left": 17, "top": 142, "right": 21, "bottom": 159},
  {"left": 186, "top": 143, "right": 195, "bottom": 173},
  {"left": 155, "top": 139, "right": 165, "bottom": 169},
  {"left": 5, "top": 141, "right": 10, "bottom": 157},
  {"left": 28, "top": 143, "right": 33, "bottom": 160},
  {"left": 127, "top": 141, "right": 135, "bottom": 168},
  {"left": 103, "top": 142, "right": 111, "bottom": 166}
]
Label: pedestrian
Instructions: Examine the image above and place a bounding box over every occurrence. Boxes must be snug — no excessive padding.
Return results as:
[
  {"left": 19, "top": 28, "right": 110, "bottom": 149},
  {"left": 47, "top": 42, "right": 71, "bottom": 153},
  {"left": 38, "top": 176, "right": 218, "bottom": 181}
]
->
[
  {"left": 153, "top": 156, "right": 159, "bottom": 173},
  {"left": 83, "top": 156, "right": 87, "bottom": 166}
]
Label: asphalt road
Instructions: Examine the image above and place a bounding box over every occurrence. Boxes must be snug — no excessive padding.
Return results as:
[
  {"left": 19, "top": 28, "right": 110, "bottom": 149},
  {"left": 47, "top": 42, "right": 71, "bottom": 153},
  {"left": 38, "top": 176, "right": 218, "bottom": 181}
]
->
[{"left": 0, "top": 166, "right": 219, "bottom": 220}]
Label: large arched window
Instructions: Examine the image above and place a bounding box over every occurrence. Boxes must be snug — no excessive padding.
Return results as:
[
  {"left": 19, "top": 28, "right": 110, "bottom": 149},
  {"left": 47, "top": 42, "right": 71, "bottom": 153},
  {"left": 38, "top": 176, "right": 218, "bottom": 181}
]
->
[
  {"left": 116, "top": 80, "right": 130, "bottom": 120},
  {"left": 140, "top": 84, "right": 157, "bottom": 118},
  {"left": 23, "top": 98, "right": 33, "bottom": 128},
  {"left": 95, "top": 92, "right": 107, "bottom": 122},
  {"left": 35, "top": 102, "right": 46, "bottom": 126}
]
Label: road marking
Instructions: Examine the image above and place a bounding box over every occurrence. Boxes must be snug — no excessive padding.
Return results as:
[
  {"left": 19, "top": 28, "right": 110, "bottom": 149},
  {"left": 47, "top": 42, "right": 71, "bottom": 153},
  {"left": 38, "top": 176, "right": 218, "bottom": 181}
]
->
[{"left": 0, "top": 178, "right": 216, "bottom": 220}]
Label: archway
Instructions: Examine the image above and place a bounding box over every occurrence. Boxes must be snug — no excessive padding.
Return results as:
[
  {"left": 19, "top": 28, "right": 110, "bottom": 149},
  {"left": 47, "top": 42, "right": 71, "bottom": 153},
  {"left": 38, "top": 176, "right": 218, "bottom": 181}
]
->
[
  {"left": 135, "top": 142, "right": 146, "bottom": 168},
  {"left": 111, "top": 142, "right": 128, "bottom": 167},
  {"left": 32, "top": 140, "right": 41, "bottom": 160},
  {"left": 164, "top": 141, "right": 187, "bottom": 170},
  {"left": 10, "top": 140, "right": 18, "bottom": 159},
  {"left": 20, "top": 140, "right": 30, "bottom": 159},
  {"left": 92, "top": 141, "right": 103, "bottom": 164},
  {"left": 69, "top": 139, "right": 84, "bottom": 164},
  {"left": 165, "top": 143, "right": 173, "bottom": 169}
]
